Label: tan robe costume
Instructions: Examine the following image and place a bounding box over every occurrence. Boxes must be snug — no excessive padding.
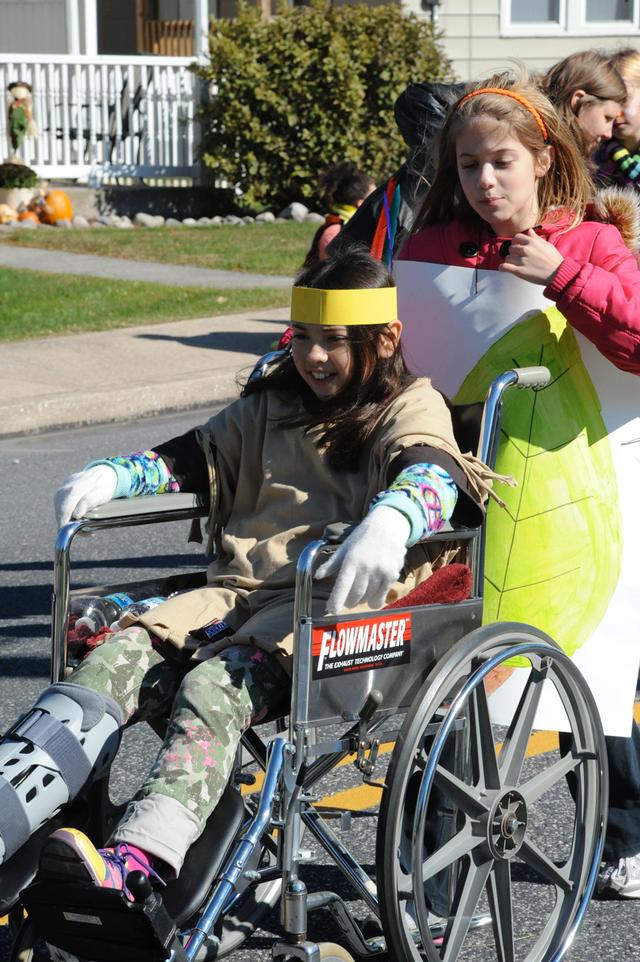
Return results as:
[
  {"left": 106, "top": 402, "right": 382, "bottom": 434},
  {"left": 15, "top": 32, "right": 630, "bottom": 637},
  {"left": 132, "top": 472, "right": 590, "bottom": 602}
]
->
[{"left": 132, "top": 378, "right": 496, "bottom": 672}]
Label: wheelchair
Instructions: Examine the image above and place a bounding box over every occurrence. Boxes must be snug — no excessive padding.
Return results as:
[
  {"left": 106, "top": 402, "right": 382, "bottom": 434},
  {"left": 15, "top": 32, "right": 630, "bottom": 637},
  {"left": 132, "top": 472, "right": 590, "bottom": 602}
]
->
[{"left": 0, "top": 365, "right": 608, "bottom": 962}]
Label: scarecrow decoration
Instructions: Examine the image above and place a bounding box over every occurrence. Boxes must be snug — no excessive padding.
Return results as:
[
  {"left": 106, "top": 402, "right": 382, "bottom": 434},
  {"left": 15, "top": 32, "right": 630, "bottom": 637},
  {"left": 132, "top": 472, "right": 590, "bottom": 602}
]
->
[{"left": 7, "top": 81, "right": 36, "bottom": 161}]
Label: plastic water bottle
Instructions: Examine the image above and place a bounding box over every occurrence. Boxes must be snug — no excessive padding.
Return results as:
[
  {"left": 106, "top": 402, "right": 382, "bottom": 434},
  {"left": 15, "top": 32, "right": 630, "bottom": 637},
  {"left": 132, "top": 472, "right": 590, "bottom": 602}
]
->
[
  {"left": 111, "top": 596, "right": 166, "bottom": 628},
  {"left": 70, "top": 592, "right": 136, "bottom": 640}
]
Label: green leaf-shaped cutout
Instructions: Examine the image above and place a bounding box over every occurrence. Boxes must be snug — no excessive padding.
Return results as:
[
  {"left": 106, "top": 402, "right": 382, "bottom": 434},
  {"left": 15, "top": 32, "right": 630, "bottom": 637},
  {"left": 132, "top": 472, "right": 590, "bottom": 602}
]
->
[{"left": 455, "top": 307, "right": 622, "bottom": 662}]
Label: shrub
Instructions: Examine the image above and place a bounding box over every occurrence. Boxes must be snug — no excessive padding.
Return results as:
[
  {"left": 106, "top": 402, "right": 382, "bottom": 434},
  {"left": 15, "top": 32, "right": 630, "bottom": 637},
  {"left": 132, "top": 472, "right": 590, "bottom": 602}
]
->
[
  {"left": 196, "top": 0, "right": 453, "bottom": 209},
  {"left": 0, "top": 162, "right": 39, "bottom": 189}
]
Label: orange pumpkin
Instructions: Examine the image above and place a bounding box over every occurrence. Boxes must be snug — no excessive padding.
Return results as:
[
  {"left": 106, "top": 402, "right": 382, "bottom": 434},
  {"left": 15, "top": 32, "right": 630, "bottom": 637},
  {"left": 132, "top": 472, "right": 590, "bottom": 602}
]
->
[
  {"left": 39, "top": 189, "right": 73, "bottom": 225},
  {"left": 18, "top": 209, "right": 40, "bottom": 224}
]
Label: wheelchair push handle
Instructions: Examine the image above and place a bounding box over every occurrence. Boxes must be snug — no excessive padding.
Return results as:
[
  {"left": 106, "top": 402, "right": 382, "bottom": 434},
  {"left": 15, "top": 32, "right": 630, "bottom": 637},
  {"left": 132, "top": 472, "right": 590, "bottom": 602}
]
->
[{"left": 512, "top": 366, "right": 551, "bottom": 390}]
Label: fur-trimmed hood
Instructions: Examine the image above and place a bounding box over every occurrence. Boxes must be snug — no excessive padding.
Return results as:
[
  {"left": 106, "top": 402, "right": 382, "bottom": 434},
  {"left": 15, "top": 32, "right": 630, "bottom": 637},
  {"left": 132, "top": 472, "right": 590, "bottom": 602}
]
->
[{"left": 588, "top": 185, "right": 640, "bottom": 253}]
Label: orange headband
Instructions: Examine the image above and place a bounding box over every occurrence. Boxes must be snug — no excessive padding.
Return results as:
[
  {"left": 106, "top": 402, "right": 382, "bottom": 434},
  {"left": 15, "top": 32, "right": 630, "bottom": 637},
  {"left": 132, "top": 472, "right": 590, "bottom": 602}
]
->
[{"left": 456, "top": 87, "right": 550, "bottom": 143}]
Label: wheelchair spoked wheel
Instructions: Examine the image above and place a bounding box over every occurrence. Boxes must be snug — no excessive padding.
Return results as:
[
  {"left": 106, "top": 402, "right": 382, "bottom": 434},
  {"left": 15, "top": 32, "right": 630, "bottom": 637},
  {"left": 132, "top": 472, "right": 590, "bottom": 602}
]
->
[{"left": 376, "top": 622, "right": 607, "bottom": 962}]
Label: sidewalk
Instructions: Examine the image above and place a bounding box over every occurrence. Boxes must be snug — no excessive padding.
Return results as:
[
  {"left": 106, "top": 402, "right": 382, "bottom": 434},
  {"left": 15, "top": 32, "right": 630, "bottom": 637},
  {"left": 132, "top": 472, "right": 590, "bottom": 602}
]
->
[
  {"left": 2, "top": 307, "right": 290, "bottom": 438},
  {"left": 0, "top": 244, "right": 292, "bottom": 289}
]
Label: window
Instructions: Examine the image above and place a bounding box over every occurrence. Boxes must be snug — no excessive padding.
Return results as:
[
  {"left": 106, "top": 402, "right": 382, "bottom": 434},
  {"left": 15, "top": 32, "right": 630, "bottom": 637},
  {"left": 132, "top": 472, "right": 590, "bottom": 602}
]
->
[
  {"left": 510, "top": 0, "right": 560, "bottom": 24},
  {"left": 501, "top": 0, "right": 639, "bottom": 34},
  {"left": 585, "top": 0, "right": 632, "bottom": 20}
]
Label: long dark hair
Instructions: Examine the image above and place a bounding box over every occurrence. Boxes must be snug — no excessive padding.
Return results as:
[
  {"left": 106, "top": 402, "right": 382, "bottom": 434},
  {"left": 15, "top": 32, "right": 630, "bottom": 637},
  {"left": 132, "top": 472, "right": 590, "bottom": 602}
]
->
[{"left": 243, "top": 244, "right": 412, "bottom": 471}]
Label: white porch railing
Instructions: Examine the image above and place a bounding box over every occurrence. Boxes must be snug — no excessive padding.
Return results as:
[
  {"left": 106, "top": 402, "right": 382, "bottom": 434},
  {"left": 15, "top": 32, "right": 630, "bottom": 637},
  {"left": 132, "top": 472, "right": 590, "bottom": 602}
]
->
[{"left": 0, "top": 54, "right": 203, "bottom": 183}]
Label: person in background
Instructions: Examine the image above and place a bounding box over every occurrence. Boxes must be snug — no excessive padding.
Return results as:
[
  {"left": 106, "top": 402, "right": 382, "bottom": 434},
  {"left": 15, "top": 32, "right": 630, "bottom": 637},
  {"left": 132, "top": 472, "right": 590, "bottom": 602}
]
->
[
  {"left": 303, "top": 161, "right": 375, "bottom": 265},
  {"left": 596, "top": 48, "right": 640, "bottom": 191},
  {"left": 540, "top": 49, "right": 626, "bottom": 161}
]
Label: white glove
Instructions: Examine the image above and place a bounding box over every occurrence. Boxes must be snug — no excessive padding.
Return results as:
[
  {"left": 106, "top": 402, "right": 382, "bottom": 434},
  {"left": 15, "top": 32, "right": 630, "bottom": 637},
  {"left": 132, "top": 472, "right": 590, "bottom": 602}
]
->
[
  {"left": 54, "top": 465, "right": 119, "bottom": 528},
  {"left": 315, "top": 505, "right": 411, "bottom": 614}
]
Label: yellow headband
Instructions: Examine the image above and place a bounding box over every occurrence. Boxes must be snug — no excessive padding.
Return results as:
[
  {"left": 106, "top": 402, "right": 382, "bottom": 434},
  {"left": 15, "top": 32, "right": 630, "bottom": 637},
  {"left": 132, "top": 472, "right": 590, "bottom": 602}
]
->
[
  {"left": 456, "top": 87, "right": 550, "bottom": 143},
  {"left": 290, "top": 287, "right": 398, "bottom": 327}
]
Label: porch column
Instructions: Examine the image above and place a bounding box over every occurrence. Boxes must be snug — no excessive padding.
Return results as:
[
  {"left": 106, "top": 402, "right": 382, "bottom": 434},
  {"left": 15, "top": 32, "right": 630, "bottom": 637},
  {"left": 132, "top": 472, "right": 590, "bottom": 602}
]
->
[
  {"left": 65, "top": 0, "right": 80, "bottom": 54},
  {"left": 195, "top": 0, "right": 210, "bottom": 60},
  {"left": 83, "top": 0, "right": 98, "bottom": 56}
]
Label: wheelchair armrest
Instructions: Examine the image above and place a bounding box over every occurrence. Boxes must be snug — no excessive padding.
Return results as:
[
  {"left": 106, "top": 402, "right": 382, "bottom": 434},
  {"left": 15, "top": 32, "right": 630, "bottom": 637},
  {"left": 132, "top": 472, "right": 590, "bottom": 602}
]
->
[
  {"left": 321, "top": 522, "right": 354, "bottom": 545},
  {"left": 321, "top": 520, "right": 479, "bottom": 551},
  {"left": 82, "top": 492, "right": 208, "bottom": 523}
]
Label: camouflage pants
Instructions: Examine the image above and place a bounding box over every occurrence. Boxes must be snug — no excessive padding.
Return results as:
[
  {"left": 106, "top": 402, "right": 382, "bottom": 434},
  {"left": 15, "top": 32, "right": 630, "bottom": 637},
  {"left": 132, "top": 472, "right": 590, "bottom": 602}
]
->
[{"left": 69, "top": 625, "right": 288, "bottom": 873}]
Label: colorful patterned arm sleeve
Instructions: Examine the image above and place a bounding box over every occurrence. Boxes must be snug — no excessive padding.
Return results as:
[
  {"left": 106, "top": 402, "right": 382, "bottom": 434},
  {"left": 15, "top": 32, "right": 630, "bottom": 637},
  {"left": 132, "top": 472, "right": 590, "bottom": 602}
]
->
[
  {"left": 85, "top": 451, "right": 181, "bottom": 499},
  {"left": 370, "top": 462, "right": 458, "bottom": 547},
  {"left": 608, "top": 142, "right": 640, "bottom": 185}
]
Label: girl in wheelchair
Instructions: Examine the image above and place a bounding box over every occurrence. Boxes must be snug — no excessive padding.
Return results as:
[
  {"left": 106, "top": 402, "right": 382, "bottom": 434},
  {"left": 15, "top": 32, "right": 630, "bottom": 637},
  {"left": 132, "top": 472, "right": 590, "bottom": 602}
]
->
[{"left": 0, "top": 246, "right": 498, "bottom": 900}]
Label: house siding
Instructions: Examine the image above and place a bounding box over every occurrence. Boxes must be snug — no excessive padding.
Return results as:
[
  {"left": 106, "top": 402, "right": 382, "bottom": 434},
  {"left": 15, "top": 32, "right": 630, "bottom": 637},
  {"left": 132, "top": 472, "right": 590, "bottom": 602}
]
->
[{"left": 404, "top": 0, "right": 640, "bottom": 82}]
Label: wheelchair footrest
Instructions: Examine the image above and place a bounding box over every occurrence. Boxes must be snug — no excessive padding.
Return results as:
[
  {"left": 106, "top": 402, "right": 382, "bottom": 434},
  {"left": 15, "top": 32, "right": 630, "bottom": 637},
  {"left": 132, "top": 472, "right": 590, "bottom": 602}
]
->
[{"left": 22, "top": 879, "right": 189, "bottom": 962}]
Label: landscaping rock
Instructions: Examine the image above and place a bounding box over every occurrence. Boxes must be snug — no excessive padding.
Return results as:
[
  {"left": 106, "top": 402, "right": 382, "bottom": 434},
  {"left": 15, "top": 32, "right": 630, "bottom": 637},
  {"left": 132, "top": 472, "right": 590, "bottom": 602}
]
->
[
  {"left": 256, "top": 211, "right": 276, "bottom": 223},
  {"left": 242, "top": 215, "right": 255, "bottom": 224},
  {"left": 165, "top": 217, "right": 183, "bottom": 227},
  {"left": 16, "top": 219, "right": 37, "bottom": 228},
  {"left": 197, "top": 216, "right": 212, "bottom": 226},
  {"left": 304, "top": 212, "right": 324, "bottom": 224},
  {"left": 182, "top": 217, "right": 197, "bottom": 226},
  {"left": 224, "top": 215, "right": 244, "bottom": 225},
  {"left": 211, "top": 215, "right": 223, "bottom": 225},
  {"left": 278, "top": 202, "right": 308, "bottom": 222},
  {"left": 105, "top": 214, "right": 133, "bottom": 228},
  {"left": 91, "top": 220, "right": 107, "bottom": 227},
  {"left": 72, "top": 215, "right": 90, "bottom": 228},
  {"left": 94, "top": 215, "right": 111, "bottom": 226},
  {"left": 134, "top": 212, "right": 164, "bottom": 227},
  {"left": 56, "top": 219, "right": 72, "bottom": 229}
]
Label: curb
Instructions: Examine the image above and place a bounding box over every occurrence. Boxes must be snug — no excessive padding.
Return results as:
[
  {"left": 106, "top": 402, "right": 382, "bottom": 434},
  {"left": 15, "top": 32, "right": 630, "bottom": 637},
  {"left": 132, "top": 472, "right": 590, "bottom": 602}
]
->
[
  {"left": 1, "top": 306, "right": 291, "bottom": 440},
  {"left": 0, "top": 369, "right": 243, "bottom": 439}
]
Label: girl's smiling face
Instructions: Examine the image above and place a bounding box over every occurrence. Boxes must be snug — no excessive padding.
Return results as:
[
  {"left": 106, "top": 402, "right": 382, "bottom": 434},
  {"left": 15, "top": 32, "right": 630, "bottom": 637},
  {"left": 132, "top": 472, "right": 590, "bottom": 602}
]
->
[
  {"left": 291, "top": 323, "right": 353, "bottom": 398},
  {"left": 456, "top": 116, "right": 552, "bottom": 237}
]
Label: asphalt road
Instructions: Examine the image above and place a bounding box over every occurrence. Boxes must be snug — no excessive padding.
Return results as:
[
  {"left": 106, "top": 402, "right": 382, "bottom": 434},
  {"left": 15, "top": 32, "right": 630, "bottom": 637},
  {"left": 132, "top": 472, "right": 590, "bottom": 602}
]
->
[{"left": 1, "top": 412, "right": 639, "bottom": 962}]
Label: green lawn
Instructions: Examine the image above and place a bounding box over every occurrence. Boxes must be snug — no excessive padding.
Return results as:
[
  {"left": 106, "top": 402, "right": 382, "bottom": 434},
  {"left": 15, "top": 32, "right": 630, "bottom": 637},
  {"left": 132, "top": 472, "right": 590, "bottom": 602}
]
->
[
  {"left": 0, "top": 267, "right": 289, "bottom": 340},
  {"left": 0, "top": 222, "right": 316, "bottom": 276}
]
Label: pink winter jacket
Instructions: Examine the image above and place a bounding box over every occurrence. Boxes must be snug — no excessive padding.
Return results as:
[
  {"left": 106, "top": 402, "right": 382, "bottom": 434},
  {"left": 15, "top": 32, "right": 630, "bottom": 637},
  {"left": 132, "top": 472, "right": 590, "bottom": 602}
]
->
[{"left": 398, "top": 205, "right": 640, "bottom": 374}]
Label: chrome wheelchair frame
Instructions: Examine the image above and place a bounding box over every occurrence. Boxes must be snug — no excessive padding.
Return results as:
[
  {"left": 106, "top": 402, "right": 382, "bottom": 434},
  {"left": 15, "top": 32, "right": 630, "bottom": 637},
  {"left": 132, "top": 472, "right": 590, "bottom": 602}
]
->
[{"left": 4, "top": 366, "right": 608, "bottom": 962}]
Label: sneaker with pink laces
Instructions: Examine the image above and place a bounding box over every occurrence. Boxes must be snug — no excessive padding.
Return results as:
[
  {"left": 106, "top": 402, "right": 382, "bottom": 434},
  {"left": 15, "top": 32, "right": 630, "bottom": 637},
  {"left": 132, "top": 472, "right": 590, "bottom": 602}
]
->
[{"left": 39, "top": 827, "right": 161, "bottom": 901}]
